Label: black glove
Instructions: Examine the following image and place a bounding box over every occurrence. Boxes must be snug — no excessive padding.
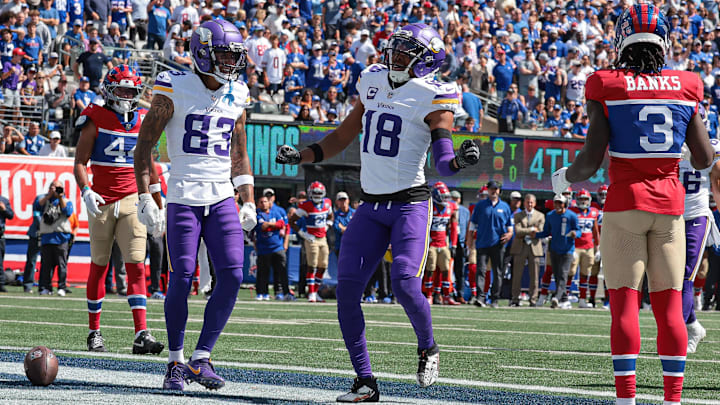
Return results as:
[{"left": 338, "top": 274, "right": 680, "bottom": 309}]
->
[
  {"left": 450, "top": 246, "right": 457, "bottom": 258},
  {"left": 275, "top": 144, "right": 302, "bottom": 165},
  {"left": 455, "top": 139, "right": 480, "bottom": 168}
]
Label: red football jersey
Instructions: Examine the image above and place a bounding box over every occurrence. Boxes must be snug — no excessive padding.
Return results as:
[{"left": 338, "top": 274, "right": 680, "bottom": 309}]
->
[
  {"left": 430, "top": 201, "right": 457, "bottom": 248},
  {"left": 585, "top": 69, "right": 703, "bottom": 215},
  {"left": 83, "top": 104, "right": 147, "bottom": 205},
  {"left": 296, "top": 198, "right": 332, "bottom": 238},
  {"left": 570, "top": 206, "right": 599, "bottom": 249}
]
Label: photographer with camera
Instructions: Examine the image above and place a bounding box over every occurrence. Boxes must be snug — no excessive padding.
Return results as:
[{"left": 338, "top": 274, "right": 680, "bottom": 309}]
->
[
  {"left": 0, "top": 192, "right": 13, "bottom": 292},
  {"left": 35, "top": 180, "right": 74, "bottom": 296}
]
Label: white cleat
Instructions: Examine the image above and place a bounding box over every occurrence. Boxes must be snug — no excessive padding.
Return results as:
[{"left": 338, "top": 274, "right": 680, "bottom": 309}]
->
[
  {"left": 308, "top": 292, "right": 317, "bottom": 302},
  {"left": 559, "top": 300, "right": 572, "bottom": 309},
  {"left": 336, "top": 376, "right": 379, "bottom": 402},
  {"left": 416, "top": 343, "right": 439, "bottom": 388},
  {"left": 578, "top": 298, "right": 592, "bottom": 308},
  {"left": 687, "top": 320, "right": 707, "bottom": 354},
  {"left": 536, "top": 294, "right": 547, "bottom": 307}
]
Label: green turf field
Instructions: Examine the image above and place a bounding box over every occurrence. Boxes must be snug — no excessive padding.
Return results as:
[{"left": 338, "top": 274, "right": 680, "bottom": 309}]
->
[{"left": 0, "top": 287, "right": 718, "bottom": 404}]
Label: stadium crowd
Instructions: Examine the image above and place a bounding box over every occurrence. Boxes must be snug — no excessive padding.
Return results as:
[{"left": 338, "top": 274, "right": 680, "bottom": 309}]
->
[{"left": 0, "top": 0, "right": 720, "bottom": 147}]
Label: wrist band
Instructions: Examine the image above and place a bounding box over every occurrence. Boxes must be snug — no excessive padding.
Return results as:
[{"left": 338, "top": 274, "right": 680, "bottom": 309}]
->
[
  {"left": 149, "top": 183, "right": 161, "bottom": 193},
  {"left": 81, "top": 185, "right": 90, "bottom": 195},
  {"left": 232, "top": 175, "right": 254, "bottom": 188},
  {"left": 308, "top": 143, "right": 324, "bottom": 163}
]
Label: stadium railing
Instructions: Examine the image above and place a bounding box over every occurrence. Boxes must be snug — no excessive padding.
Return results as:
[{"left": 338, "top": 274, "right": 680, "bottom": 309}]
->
[{"left": 0, "top": 95, "right": 48, "bottom": 131}]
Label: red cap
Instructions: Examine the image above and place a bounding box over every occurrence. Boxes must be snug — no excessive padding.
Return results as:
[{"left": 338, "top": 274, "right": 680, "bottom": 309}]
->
[
  {"left": 423, "top": 1, "right": 432, "bottom": 7},
  {"left": 496, "top": 48, "right": 505, "bottom": 55},
  {"left": 12, "top": 48, "right": 25, "bottom": 56}
]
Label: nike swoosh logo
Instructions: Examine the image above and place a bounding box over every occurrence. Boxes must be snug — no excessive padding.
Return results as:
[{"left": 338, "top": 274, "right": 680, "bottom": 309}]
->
[
  {"left": 693, "top": 223, "right": 702, "bottom": 226},
  {"left": 186, "top": 365, "right": 201, "bottom": 375}
]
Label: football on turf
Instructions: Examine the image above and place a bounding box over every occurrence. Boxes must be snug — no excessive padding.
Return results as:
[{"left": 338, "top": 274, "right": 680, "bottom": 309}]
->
[{"left": 24, "top": 346, "right": 58, "bottom": 386}]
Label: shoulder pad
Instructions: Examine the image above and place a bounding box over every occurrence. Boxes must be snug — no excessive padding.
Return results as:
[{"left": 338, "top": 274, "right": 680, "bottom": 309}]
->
[{"left": 74, "top": 114, "right": 89, "bottom": 129}]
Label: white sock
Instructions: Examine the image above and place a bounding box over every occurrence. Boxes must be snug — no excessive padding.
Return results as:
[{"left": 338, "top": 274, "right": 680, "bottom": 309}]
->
[
  {"left": 191, "top": 350, "right": 211, "bottom": 362},
  {"left": 134, "top": 330, "right": 146, "bottom": 339},
  {"left": 616, "top": 398, "right": 635, "bottom": 405},
  {"left": 89, "top": 329, "right": 99, "bottom": 334},
  {"left": 168, "top": 349, "right": 185, "bottom": 364}
]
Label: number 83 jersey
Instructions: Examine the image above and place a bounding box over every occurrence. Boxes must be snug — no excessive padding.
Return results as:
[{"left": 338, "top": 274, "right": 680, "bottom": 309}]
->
[
  {"left": 153, "top": 70, "right": 250, "bottom": 206},
  {"left": 679, "top": 139, "right": 720, "bottom": 220},
  {"left": 585, "top": 69, "right": 703, "bottom": 216},
  {"left": 357, "top": 64, "right": 459, "bottom": 195}
]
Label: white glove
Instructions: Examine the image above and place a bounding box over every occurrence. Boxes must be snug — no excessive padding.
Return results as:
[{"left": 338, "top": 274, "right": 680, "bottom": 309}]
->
[
  {"left": 82, "top": 187, "right": 105, "bottom": 217},
  {"left": 150, "top": 209, "right": 166, "bottom": 238},
  {"left": 595, "top": 250, "right": 601, "bottom": 263},
  {"left": 298, "top": 230, "right": 316, "bottom": 242},
  {"left": 551, "top": 167, "right": 571, "bottom": 196},
  {"left": 239, "top": 202, "right": 257, "bottom": 232},
  {"left": 137, "top": 193, "right": 162, "bottom": 231}
]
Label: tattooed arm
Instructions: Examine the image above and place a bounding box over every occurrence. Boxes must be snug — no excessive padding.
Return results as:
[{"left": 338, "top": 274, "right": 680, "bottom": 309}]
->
[
  {"left": 232, "top": 109, "right": 254, "bottom": 206},
  {"left": 134, "top": 94, "right": 174, "bottom": 195}
]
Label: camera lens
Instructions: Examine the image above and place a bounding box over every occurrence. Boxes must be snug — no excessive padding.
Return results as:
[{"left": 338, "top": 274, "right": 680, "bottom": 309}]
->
[{"left": 56, "top": 186, "right": 64, "bottom": 194}]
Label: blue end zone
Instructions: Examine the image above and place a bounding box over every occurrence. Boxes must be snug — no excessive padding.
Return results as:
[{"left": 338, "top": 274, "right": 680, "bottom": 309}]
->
[{"left": 0, "top": 351, "right": 647, "bottom": 404}]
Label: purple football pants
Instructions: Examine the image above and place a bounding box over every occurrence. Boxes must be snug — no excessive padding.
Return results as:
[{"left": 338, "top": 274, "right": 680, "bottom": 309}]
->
[
  {"left": 683, "top": 216, "right": 709, "bottom": 324},
  {"left": 336, "top": 199, "right": 435, "bottom": 378},
  {"left": 165, "top": 198, "right": 244, "bottom": 353}
]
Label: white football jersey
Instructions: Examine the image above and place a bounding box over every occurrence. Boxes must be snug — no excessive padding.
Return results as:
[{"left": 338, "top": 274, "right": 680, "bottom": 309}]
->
[
  {"left": 152, "top": 70, "right": 250, "bottom": 206},
  {"left": 357, "top": 64, "right": 459, "bottom": 195},
  {"left": 680, "top": 139, "right": 720, "bottom": 220}
]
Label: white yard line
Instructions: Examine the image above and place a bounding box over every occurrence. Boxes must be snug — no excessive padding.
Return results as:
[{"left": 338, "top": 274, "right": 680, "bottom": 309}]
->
[{"left": 502, "top": 365, "right": 603, "bottom": 375}]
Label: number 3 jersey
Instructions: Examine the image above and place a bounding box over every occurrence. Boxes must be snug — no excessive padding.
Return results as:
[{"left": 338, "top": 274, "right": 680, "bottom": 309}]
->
[
  {"left": 585, "top": 69, "right": 703, "bottom": 216},
  {"left": 680, "top": 139, "right": 720, "bottom": 220},
  {"left": 357, "top": 64, "right": 459, "bottom": 195},
  {"left": 81, "top": 103, "right": 147, "bottom": 205},
  {"left": 152, "top": 70, "right": 250, "bottom": 206}
]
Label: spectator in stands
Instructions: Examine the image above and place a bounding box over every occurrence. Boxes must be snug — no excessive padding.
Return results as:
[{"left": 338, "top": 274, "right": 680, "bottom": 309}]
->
[
  {"left": 469, "top": 54, "right": 492, "bottom": 95},
  {"left": 129, "top": 0, "right": 149, "bottom": 43},
  {"left": 45, "top": 77, "right": 71, "bottom": 123},
  {"left": 287, "top": 93, "right": 301, "bottom": 118},
  {"left": 1, "top": 125, "right": 22, "bottom": 153},
  {"left": 72, "top": 76, "right": 95, "bottom": 115},
  {"left": 572, "top": 113, "right": 589, "bottom": 139},
  {"left": 282, "top": 64, "right": 304, "bottom": 103},
  {"left": 66, "top": 0, "right": 84, "bottom": 33},
  {"left": 0, "top": 28, "right": 14, "bottom": 64},
  {"left": 351, "top": 29, "right": 375, "bottom": 67},
  {"left": 146, "top": 0, "right": 170, "bottom": 50},
  {"left": 38, "top": 131, "right": 67, "bottom": 157},
  {"left": 492, "top": 48, "right": 514, "bottom": 100},
  {"left": 85, "top": 26, "right": 104, "bottom": 51},
  {"left": 17, "top": 121, "right": 44, "bottom": 155},
  {"left": 245, "top": 25, "right": 270, "bottom": 75},
  {"left": 559, "top": 122, "right": 573, "bottom": 138},
  {"left": 460, "top": 81, "right": 483, "bottom": 132},
  {"left": 39, "top": 0, "right": 60, "bottom": 38},
  {"left": 498, "top": 88, "right": 527, "bottom": 134},
  {"left": 28, "top": 11, "right": 51, "bottom": 60},
  {"left": 309, "top": 94, "right": 326, "bottom": 123},
  {"left": 111, "top": 0, "right": 132, "bottom": 33},
  {"left": 262, "top": 34, "right": 286, "bottom": 96},
  {"left": 306, "top": 42, "right": 326, "bottom": 93},
  {"left": 111, "top": 35, "right": 133, "bottom": 65},
  {"left": 73, "top": 39, "right": 112, "bottom": 90},
  {"left": 36, "top": 180, "right": 74, "bottom": 296},
  {"left": 325, "top": 108, "right": 339, "bottom": 124},
  {"left": 2, "top": 47, "right": 23, "bottom": 120},
  {"left": 41, "top": 52, "right": 64, "bottom": 89},
  {"left": 296, "top": 104, "right": 312, "bottom": 123},
  {"left": 459, "top": 117, "right": 475, "bottom": 132},
  {"left": 102, "top": 22, "right": 121, "bottom": 47},
  {"left": 321, "top": 86, "right": 342, "bottom": 115},
  {"left": 170, "top": 39, "right": 192, "bottom": 69},
  {"left": 286, "top": 39, "right": 308, "bottom": 75},
  {"left": 517, "top": 46, "right": 540, "bottom": 96},
  {"left": 566, "top": 61, "right": 587, "bottom": 103},
  {"left": 86, "top": 0, "right": 111, "bottom": 34},
  {"left": 20, "top": 66, "right": 38, "bottom": 124},
  {"left": 171, "top": 0, "right": 199, "bottom": 26},
  {"left": 545, "top": 104, "right": 565, "bottom": 136},
  {"left": 62, "top": 20, "right": 86, "bottom": 68}
]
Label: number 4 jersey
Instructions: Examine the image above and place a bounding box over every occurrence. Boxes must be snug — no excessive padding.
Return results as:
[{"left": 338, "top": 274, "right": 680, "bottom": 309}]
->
[
  {"left": 357, "top": 64, "right": 459, "bottom": 195},
  {"left": 80, "top": 102, "right": 146, "bottom": 205},
  {"left": 153, "top": 70, "right": 250, "bottom": 206},
  {"left": 585, "top": 69, "right": 703, "bottom": 215}
]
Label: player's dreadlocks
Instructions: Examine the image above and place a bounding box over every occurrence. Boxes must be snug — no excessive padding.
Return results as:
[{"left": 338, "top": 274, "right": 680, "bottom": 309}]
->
[{"left": 614, "top": 43, "right": 666, "bottom": 75}]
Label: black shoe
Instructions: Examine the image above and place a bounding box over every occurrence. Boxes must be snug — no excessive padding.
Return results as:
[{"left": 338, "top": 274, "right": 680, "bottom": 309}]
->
[
  {"left": 510, "top": 301, "right": 520, "bottom": 307},
  {"left": 87, "top": 330, "right": 107, "bottom": 352},
  {"left": 336, "top": 376, "right": 380, "bottom": 402},
  {"left": 432, "top": 294, "right": 442, "bottom": 305},
  {"left": 118, "top": 289, "right": 128, "bottom": 296},
  {"left": 0, "top": 285, "right": 7, "bottom": 293},
  {"left": 587, "top": 298, "right": 596, "bottom": 308},
  {"left": 474, "top": 297, "right": 486, "bottom": 308},
  {"left": 133, "top": 330, "right": 165, "bottom": 355},
  {"left": 106, "top": 287, "right": 116, "bottom": 295}
]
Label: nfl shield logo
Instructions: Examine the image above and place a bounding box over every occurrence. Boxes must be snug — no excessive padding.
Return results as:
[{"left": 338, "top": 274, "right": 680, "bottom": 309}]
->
[{"left": 125, "top": 123, "right": 133, "bottom": 130}]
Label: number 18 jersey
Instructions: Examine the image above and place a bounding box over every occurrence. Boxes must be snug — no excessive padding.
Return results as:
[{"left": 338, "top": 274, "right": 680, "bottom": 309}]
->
[
  {"left": 153, "top": 70, "right": 250, "bottom": 206},
  {"left": 357, "top": 64, "right": 459, "bottom": 195},
  {"left": 585, "top": 69, "right": 703, "bottom": 215}
]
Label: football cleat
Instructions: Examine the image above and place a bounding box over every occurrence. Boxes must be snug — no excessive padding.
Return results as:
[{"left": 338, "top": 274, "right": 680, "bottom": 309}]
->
[
  {"left": 467, "top": 296, "right": 478, "bottom": 305},
  {"left": 275, "top": 293, "right": 284, "bottom": 301},
  {"left": 559, "top": 300, "right": 572, "bottom": 309},
  {"left": 163, "top": 361, "right": 186, "bottom": 391},
  {"left": 308, "top": 292, "right": 317, "bottom": 302},
  {"left": 255, "top": 294, "right": 264, "bottom": 301},
  {"left": 133, "top": 330, "right": 165, "bottom": 355},
  {"left": 87, "top": 330, "right": 107, "bottom": 352},
  {"left": 473, "top": 297, "right": 486, "bottom": 308},
  {"left": 336, "top": 376, "right": 379, "bottom": 402},
  {"left": 550, "top": 297, "right": 559, "bottom": 309},
  {"left": 687, "top": 321, "right": 707, "bottom": 353},
  {"left": 578, "top": 298, "right": 592, "bottom": 309},
  {"left": 151, "top": 291, "right": 166, "bottom": 299},
  {"left": 536, "top": 294, "right": 547, "bottom": 307},
  {"left": 442, "top": 296, "right": 461, "bottom": 306},
  {"left": 568, "top": 294, "right": 579, "bottom": 303},
  {"left": 185, "top": 358, "right": 225, "bottom": 390},
  {"left": 432, "top": 294, "right": 442, "bottom": 305},
  {"left": 416, "top": 343, "right": 440, "bottom": 387}
]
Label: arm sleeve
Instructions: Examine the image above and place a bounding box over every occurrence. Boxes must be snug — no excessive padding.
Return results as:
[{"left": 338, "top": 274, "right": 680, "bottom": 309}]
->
[
  {"left": 63, "top": 201, "right": 74, "bottom": 216},
  {"left": 449, "top": 214, "right": 458, "bottom": 247},
  {"left": 432, "top": 137, "right": 458, "bottom": 176},
  {"left": 535, "top": 215, "right": 551, "bottom": 238}
]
